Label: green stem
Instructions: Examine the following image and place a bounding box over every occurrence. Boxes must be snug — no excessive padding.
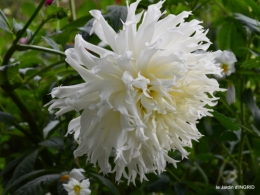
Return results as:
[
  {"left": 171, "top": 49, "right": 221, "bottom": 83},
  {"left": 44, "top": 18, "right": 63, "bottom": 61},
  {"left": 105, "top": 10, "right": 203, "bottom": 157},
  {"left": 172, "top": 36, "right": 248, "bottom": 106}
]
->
[
  {"left": 238, "top": 77, "right": 245, "bottom": 185},
  {"left": 2, "top": 0, "right": 46, "bottom": 66},
  {"left": 15, "top": 44, "right": 66, "bottom": 57},
  {"left": 219, "top": 142, "right": 240, "bottom": 169},
  {"left": 69, "top": 0, "right": 77, "bottom": 21},
  {"left": 1, "top": 82, "right": 41, "bottom": 142},
  {"left": 245, "top": 136, "right": 257, "bottom": 171},
  {"left": 27, "top": 18, "right": 50, "bottom": 44},
  {"left": 193, "top": 0, "right": 210, "bottom": 14},
  {"left": 166, "top": 167, "right": 181, "bottom": 182},
  {"left": 213, "top": 0, "right": 230, "bottom": 16}
]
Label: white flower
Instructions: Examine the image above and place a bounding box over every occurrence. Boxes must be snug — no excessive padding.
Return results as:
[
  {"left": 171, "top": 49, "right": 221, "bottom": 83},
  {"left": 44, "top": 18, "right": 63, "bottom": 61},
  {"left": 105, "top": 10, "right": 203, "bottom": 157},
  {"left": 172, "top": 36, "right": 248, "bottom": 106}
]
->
[
  {"left": 69, "top": 168, "right": 86, "bottom": 181},
  {"left": 223, "top": 169, "right": 237, "bottom": 184},
  {"left": 214, "top": 50, "right": 237, "bottom": 76},
  {"left": 47, "top": 0, "right": 223, "bottom": 184},
  {"left": 63, "top": 178, "right": 91, "bottom": 195}
]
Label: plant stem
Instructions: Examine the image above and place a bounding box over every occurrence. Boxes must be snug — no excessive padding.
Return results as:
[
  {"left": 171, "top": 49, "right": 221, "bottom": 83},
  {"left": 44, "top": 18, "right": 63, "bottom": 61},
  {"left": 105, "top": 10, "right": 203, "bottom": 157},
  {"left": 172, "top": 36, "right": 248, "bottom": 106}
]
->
[
  {"left": 238, "top": 77, "right": 245, "bottom": 185},
  {"left": 27, "top": 18, "right": 50, "bottom": 44},
  {"left": 1, "top": 82, "right": 41, "bottom": 142},
  {"left": 166, "top": 167, "right": 181, "bottom": 182},
  {"left": 15, "top": 44, "right": 66, "bottom": 57},
  {"left": 219, "top": 142, "right": 240, "bottom": 169},
  {"left": 2, "top": 0, "right": 46, "bottom": 66},
  {"left": 69, "top": 0, "right": 77, "bottom": 21},
  {"left": 213, "top": 0, "right": 230, "bottom": 16}
]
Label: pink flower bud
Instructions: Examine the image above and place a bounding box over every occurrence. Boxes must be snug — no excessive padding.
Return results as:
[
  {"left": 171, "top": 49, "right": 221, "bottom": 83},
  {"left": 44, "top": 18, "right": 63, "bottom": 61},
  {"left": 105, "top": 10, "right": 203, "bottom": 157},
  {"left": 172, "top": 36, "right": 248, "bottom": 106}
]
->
[
  {"left": 45, "top": 0, "right": 54, "bottom": 6},
  {"left": 19, "top": 37, "right": 27, "bottom": 44}
]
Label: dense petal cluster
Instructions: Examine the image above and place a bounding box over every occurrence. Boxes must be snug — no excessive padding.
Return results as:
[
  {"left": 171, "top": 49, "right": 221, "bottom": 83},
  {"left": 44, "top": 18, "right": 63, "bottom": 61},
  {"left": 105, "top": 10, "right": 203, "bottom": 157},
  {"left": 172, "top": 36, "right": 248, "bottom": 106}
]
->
[{"left": 48, "top": 0, "right": 223, "bottom": 184}]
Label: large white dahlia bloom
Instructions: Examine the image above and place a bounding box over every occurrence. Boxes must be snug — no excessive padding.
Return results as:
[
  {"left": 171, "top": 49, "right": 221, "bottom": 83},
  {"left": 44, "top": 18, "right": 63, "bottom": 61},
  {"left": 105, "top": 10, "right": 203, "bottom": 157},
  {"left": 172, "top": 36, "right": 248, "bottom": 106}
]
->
[{"left": 48, "top": 0, "right": 223, "bottom": 184}]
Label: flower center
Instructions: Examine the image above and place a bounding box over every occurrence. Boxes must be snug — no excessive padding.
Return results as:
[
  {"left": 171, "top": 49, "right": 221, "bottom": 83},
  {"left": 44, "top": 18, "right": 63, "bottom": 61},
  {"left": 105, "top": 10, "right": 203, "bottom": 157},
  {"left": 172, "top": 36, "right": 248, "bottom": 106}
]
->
[
  {"left": 60, "top": 174, "right": 70, "bottom": 181},
  {"left": 221, "top": 63, "right": 229, "bottom": 73},
  {"left": 73, "top": 185, "right": 81, "bottom": 195}
]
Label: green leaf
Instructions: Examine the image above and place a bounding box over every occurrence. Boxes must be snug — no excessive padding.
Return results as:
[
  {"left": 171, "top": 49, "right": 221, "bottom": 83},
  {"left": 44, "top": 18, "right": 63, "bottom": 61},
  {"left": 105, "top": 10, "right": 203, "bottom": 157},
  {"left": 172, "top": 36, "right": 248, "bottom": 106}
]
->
[
  {"left": 8, "top": 150, "right": 38, "bottom": 185},
  {"left": 90, "top": 173, "right": 120, "bottom": 195},
  {"left": 182, "top": 180, "right": 203, "bottom": 194},
  {"left": 13, "top": 18, "right": 23, "bottom": 33},
  {"left": 0, "top": 148, "right": 34, "bottom": 183},
  {"left": 146, "top": 174, "right": 170, "bottom": 193},
  {"left": 42, "top": 36, "right": 60, "bottom": 51},
  {"left": 0, "top": 19, "right": 12, "bottom": 34},
  {"left": 3, "top": 170, "right": 46, "bottom": 195},
  {"left": 0, "top": 111, "right": 16, "bottom": 124},
  {"left": 235, "top": 13, "right": 260, "bottom": 33},
  {"left": 39, "top": 137, "right": 64, "bottom": 150},
  {"left": 241, "top": 56, "right": 260, "bottom": 69},
  {"left": 212, "top": 111, "right": 240, "bottom": 131},
  {"left": 220, "top": 131, "right": 238, "bottom": 142},
  {"left": 21, "top": 2, "right": 36, "bottom": 18},
  {"left": 242, "top": 89, "right": 260, "bottom": 130},
  {"left": 106, "top": 5, "right": 127, "bottom": 32},
  {"left": 0, "top": 9, "right": 11, "bottom": 28},
  {"left": 174, "top": 182, "right": 186, "bottom": 195},
  {"left": 218, "top": 17, "right": 246, "bottom": 56},
  {"left": 13, "top": 174, "right": 60, "bottom": 195}
]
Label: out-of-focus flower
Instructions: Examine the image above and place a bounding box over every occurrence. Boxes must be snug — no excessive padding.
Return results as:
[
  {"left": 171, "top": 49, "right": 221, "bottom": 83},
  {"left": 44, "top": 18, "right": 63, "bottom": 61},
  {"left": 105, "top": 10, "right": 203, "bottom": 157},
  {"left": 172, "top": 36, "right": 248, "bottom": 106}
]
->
[
  {"left": 47, "top": 0, "right": 224, "bottom": 184},
  {"left": 60, "top": 168, "right": 86, "bottom": 182},
  {"left": 63, "top": 178, "right": 91, "bottom": 195},
  {"left": 19, "top": 37, "right": 27, "bottom": 44},
  {"left": 215, "top": 50, "right": 237, "bottom": 77},
  {"left": 223, "top": 169, "right": 237, "bottom": 184},
  {"left": 45, "top": 0, "right": 54, "bottom": 6},
  {"left": 226, "top": 83, "right": 236, "bottom": 105}
]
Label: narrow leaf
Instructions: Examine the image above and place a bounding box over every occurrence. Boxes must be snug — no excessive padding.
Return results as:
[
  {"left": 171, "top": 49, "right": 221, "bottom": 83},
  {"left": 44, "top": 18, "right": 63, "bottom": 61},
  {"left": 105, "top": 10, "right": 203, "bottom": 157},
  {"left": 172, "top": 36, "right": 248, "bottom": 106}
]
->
[
  {"left": 39, "top": 137, "right": 64, "bottom": 150},
  {"left": 9, "top": 150, "right": 38, "bottom": 185},
  {"left": 0, "top": 111, "right": 16, "bottom": 124},
  {"left": 146, "top": 174, "right": 170, "bottom": 193},
  {"left": 3, "top": 170, "right": 46, "bottom": 195},
  {"left": 213, "top": 111, "right": 240, "bottom": 131},
  {"left": 13, "top": 18, "right": 23, "bottom": 33},
  {"left": 0, "top": 20, "right": 12, "bottom": 34},
  {"left": 0, "top": 148, "right": 34, "bottom": 178},
  {"left": 42, "top": 36, "right": 60, "bottom": 51},
  {"left": 90, "top": 173, "right": 119, "bottom": 195},
  {"left": 13, "top": 174, "right": 60, "bottom": 195},
  {"left": 241, "top": 56, "right": 260, "bottom": 69},
  {"left": 106, "top": 5, "right": 127, "bottom": 31},
  {"left": 0, "top": 9, "right": 11, "bottom": 28},
  {"left": 174, "top": 182, "right": 186, "bottom": 195}
]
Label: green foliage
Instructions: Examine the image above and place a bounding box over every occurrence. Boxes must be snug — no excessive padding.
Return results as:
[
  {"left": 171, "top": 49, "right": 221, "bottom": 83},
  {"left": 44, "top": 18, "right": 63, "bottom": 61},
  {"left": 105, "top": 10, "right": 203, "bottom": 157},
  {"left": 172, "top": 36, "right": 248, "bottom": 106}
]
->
[
  {"left": 213, "top": 111, "right": 240, "bottom": 131},
  {"left": 90, "top": 173, "right": 120, "bottom": 195},
  {"left": 1, "top": 0, "right": 260, "bottom": 194}
]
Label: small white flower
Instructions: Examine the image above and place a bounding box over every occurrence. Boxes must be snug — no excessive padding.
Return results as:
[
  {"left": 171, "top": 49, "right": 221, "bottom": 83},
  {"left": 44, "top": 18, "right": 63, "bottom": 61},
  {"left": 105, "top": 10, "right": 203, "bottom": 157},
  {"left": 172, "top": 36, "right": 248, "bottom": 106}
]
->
[
  {"left": 63, "top": 178, "right": 91, "bottom": 195},
  {"left": 223, "top": 169, "right": 237, "bottom": 184},
  {"left": 69, "top": 168, "right": 86, "bottom": 181},
  {"left": 47, "top": 0, "right": 224, "bottom": 184},
  {"left": 215, "top": 50, "right": 237, "bottom": 76}
]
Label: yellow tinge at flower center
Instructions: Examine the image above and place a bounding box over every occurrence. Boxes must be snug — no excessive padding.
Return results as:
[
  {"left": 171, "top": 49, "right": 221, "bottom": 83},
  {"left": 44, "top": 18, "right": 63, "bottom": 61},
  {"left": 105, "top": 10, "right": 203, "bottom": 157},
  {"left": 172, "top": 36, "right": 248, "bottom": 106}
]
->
[
  {"left": 73, "top": 185, "right": 81, "bottom": 195},
  {"left": 221, "top": 63, "right": 229, "bottom": 73}
]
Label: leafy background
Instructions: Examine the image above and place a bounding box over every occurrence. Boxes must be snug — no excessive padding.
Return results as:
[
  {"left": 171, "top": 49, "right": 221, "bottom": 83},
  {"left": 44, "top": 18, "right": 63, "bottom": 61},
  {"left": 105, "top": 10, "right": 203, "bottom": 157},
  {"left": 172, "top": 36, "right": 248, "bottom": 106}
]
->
[{"left": 0, "top": 0, "right": 260, "bottom": 194}]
